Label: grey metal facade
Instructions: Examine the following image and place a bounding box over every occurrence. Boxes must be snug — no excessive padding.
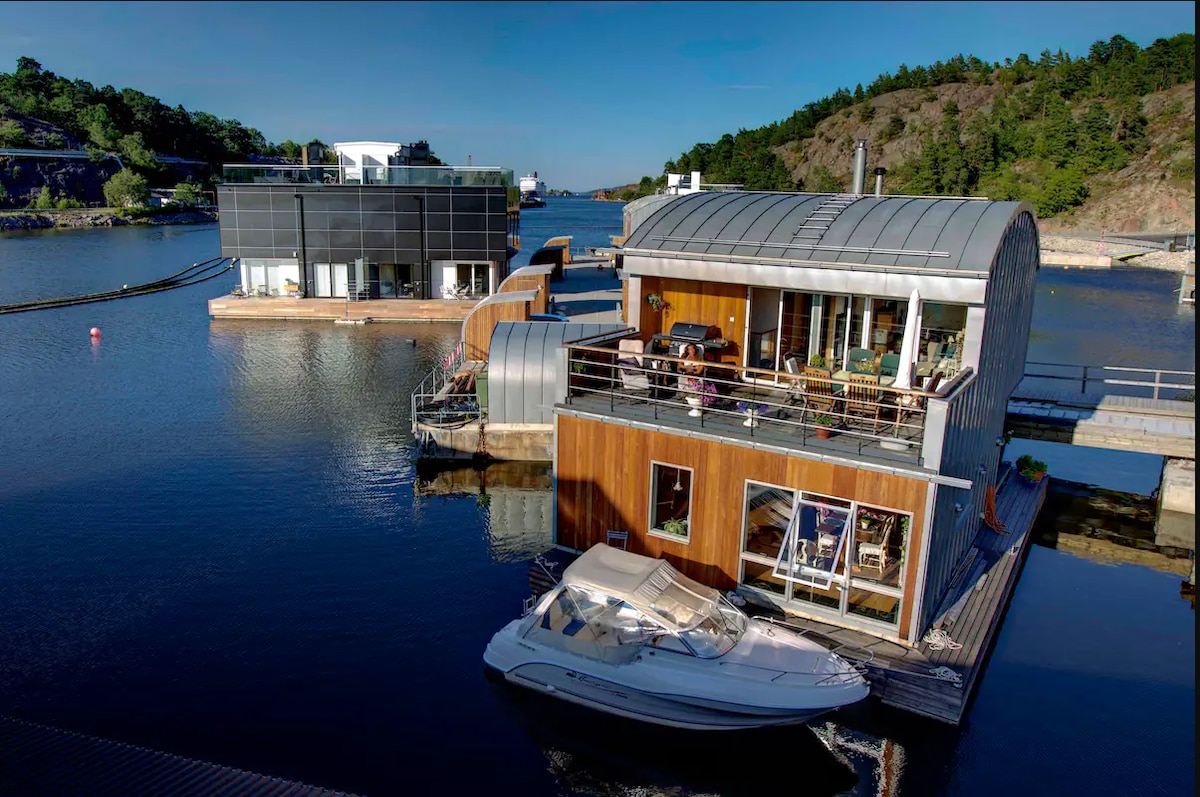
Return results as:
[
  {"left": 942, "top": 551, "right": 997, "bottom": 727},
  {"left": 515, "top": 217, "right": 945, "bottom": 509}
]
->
[
  {"left": 918, "top": 208, "right": 1040, "bottom": 632},
  {"left": 217, "top": 183, "right": 510, "bottom": 298},
  {"left": 488, "top": 322, "right": 623, "bottom": 424}
]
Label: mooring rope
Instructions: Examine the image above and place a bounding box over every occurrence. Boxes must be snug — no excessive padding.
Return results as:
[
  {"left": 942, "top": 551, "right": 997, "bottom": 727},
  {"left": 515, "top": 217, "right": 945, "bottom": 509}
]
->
[{"left": 922, "top": 627, "right": 963, "bottom": 651}]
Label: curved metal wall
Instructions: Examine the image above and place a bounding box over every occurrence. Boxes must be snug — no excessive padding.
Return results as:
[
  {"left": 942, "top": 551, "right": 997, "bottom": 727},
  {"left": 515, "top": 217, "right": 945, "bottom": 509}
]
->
[
  {"left": 919, "top": 207, "right": 1040, "bottom": 632},
  {"left": 488, "top": 322, "right": 624, "bottom": 424}
]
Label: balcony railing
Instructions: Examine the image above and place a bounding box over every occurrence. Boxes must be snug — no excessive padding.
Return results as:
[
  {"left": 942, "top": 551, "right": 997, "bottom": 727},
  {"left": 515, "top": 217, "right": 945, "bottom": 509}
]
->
[
  {"left": 221, "top": 164, "right": 514, "bottom": 187},
  {"left": 562, "top": 335, "right": 962, "bottom": 463}
]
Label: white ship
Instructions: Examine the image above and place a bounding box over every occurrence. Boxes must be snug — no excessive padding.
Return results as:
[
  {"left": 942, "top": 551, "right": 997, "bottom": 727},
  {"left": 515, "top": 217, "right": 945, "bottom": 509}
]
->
[{"left": 519, "top": 172, "right": 548, "bottom": 208}]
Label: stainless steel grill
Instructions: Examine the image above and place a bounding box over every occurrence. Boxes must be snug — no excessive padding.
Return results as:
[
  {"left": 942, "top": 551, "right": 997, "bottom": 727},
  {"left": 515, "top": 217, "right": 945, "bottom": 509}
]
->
[{"left": 652, "top": 322, "right": 723, "bottom": 359}]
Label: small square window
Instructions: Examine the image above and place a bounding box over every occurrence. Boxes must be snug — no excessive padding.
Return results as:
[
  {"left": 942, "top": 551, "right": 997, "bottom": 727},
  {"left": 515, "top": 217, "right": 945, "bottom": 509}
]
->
[{"left": 649, "top": 462, "right": 692, "bottom": 542}]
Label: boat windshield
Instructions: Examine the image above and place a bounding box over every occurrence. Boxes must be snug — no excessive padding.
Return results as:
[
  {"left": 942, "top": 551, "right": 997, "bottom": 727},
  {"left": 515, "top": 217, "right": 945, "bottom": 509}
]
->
[{"left": 647, "top": 572, "right": 747, "bottom": 658}]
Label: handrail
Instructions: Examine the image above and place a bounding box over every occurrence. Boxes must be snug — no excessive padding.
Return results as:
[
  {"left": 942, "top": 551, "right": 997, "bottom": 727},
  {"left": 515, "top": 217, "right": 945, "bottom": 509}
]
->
[
  {"left": 1023, "top": 361, "right": 1196, "bottom": 399},
  {"left": 564, "top": 342, "right": 934, "bottom": 458}
]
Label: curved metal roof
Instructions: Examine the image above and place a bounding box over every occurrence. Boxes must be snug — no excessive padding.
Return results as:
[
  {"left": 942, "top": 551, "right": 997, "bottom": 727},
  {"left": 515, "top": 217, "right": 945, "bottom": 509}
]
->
[
  {"left": 622, "top": 192, "right": 1032, "bottom": 272},
  {"left": 487, "top": 321, "right": 624, "bottom": 424}
]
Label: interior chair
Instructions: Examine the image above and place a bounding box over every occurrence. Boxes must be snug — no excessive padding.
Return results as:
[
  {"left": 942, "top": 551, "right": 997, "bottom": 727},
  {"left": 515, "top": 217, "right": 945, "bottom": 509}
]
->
[
  {"left": 848, "top": 347, "right": 876, "bottom": 371},
  {"left": 857, "top": 515, "right": 895, "bottom": 571},
  {"left": 794, "top": 505, "right": 818, "bottom": 566},
  {"left": 617, "top": 338, "right": 652, "bottom": 396},
  {"left": 845, "top": 373, "right": 886, "bottom": 433}
]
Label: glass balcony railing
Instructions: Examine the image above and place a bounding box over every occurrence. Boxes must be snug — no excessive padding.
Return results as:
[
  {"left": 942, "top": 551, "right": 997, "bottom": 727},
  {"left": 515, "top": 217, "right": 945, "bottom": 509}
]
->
[{"left": 221, "top": 164, "right": 514, "bottom": 187}]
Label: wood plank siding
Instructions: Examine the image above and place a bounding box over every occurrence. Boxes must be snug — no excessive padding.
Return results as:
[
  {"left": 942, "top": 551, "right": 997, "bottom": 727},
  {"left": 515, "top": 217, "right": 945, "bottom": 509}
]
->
[
  {"left": 498, "top": 273, "right": 550, "bottom": 314},
  {"left": 555, "top": 414, "right": 932, "bottom": 640},
  {"left": 463, "top": 298, "right": 532, "bottom": 361},
  {"left": 636, "top": 277, "right": 747, "bottom": 366}
]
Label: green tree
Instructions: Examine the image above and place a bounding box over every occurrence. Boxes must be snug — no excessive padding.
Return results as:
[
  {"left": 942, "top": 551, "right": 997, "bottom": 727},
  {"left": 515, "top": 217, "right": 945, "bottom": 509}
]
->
[
  {"left": 103, "top": 168, "right": 149, "bottom": 207},
  {"left": 1037, "top": 166, "right": 1088, "bottom": 215},
  {"left": 29, "top": 185, "right": 54, "bottom": 209},
  {"left": 173, "top": 181, "right": 201, "bottom": 206},
  {"left": 806, "top": 164, "right": 842, "bottom": 193}
]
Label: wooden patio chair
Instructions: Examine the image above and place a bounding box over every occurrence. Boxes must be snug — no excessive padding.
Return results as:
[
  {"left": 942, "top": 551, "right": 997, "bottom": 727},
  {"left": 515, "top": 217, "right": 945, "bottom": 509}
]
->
[
  {"left": 844, "top": 373, "right": 886, "bottom": 433},
  {"left": 801, "top": 366, "right": 841, "bottom": 420}
]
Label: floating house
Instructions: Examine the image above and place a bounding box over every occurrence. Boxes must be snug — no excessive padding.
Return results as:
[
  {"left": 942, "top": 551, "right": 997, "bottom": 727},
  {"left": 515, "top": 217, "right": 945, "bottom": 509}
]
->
[
  {"left": 216, "top": 145, "right": 514, "bottom": 302},
  {"left": 553, "top": 142, "right": 1041, "bottom": 647}
]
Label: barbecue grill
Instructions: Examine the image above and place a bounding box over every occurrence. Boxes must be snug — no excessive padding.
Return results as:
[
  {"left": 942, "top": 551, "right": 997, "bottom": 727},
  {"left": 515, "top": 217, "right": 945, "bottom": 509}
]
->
[{"left": 651, "top": 322, "right": 726, "bottom": 360}]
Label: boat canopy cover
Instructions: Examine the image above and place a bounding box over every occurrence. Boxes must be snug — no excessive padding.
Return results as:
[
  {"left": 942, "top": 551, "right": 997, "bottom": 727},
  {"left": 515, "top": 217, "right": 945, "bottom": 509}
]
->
[{"left": 562, "top": 544, "right": 722, "bottom": 633}]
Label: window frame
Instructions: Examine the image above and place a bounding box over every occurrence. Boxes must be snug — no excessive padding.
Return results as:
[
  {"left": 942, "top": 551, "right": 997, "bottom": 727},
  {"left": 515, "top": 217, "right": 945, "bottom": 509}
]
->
[{"left": 648, "top": 460, "right": 694, "bottom": 544}]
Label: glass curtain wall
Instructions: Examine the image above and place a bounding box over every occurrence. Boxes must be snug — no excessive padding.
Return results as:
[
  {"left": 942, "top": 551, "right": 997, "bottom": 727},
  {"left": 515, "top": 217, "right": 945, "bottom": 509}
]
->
[{"left": 739, "top": 481, "right": 910, "bottom": 631}]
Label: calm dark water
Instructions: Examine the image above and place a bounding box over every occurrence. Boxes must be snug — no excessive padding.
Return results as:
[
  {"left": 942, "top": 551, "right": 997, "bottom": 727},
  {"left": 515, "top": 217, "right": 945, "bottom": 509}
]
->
[{"left": 0, "top": 205, "right": 1194, "bottom": 796}]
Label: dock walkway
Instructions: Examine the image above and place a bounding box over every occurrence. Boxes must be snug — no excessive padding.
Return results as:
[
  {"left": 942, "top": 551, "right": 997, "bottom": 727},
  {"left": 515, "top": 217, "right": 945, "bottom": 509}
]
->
[
  {"left": 0, "top": 716, "right": 360, "bottom": 796},
  {"left": 527, "top": 464, "right": 1048, "bottom": 725}
]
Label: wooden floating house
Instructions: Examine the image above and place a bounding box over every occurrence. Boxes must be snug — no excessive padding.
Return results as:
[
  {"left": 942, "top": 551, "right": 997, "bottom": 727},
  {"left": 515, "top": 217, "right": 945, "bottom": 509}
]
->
[{"left": 541, "top": 142, "right": 1044, "bottom": 722}]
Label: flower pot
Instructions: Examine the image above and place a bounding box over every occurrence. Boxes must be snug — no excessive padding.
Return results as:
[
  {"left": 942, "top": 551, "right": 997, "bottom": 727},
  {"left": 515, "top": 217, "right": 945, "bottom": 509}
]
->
[
  {"left": 685, "top": 396, "right": 703, "bottom": 417},
  {"left": 742, "top": 411, "right": 760, "bottom": 428},
  {"left": 815, "top": 426, "right": 832, "bottom": 440}
]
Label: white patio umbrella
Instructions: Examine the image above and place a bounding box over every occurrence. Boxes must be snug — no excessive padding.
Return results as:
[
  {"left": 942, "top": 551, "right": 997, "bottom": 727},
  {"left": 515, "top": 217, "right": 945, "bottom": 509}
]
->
[{"left": 890, "top": 289, "right": 921, "bottom": 391}]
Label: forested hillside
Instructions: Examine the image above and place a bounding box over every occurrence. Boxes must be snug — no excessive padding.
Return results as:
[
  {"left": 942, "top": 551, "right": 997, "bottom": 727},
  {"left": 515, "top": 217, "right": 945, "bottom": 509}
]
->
[{"left": 630, "top": 33, "right": 1195, "bottom": 230}]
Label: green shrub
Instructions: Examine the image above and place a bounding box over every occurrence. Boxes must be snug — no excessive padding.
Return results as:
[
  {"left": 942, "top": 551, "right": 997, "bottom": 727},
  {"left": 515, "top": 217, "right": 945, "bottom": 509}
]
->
[
  {"left": 55, "top": 196, "right": 83, "bottom": 209},
  {"left": 29, "top": 186, "right": 54, "bottom": 209},
  {"left": 1170, "top": 157, "right": 1194, "bottom": 181},
  {"left": 102, "top": 168, "right": 149, "bottom": 208}
]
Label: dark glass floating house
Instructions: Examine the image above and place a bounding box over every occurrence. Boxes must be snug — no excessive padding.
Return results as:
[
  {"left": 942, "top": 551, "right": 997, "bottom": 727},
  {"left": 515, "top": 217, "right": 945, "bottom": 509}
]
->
[{"left": 217, "top": 142, "right": 514, "bottom": 301}]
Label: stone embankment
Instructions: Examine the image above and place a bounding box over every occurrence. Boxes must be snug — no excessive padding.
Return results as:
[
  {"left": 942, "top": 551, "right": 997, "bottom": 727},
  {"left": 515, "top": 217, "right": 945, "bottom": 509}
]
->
[
  {"left": 1041, "top": 234, "right": 1193, "bottom": 272},
  {"left": 0, "top": 209, "right": 216, "bottom": 232}
]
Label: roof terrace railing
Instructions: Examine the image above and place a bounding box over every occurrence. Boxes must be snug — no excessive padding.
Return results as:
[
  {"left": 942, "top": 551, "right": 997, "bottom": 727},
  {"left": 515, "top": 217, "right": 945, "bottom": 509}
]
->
[
  {"left": 221, "top": 164, "right": 514, "bottom": 187},
  {"left": 561, "top": 337, "right": 958, "bottom": 462}
]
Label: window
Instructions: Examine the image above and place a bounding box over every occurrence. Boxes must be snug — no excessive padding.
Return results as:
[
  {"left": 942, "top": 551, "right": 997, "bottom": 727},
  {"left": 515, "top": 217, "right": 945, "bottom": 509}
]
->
[
  {"left": 850, "top": 506, "right": 910, "bottom": 590},
  {"left": 455, "top": 262, "right": 491, "bottom": 296},
  {"left": 649, "top": 463, "right": 692, "bottom": 542}
]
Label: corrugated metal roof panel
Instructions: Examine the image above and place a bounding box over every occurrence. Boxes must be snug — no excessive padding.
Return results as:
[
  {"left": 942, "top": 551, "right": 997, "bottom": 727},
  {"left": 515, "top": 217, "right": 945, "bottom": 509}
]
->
[{"left": 624, "top": 191, "right": 1030, "bottom": 273}]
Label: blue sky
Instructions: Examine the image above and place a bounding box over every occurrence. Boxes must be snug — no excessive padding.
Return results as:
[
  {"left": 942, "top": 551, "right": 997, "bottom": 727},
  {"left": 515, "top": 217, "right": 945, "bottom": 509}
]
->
[{"left": 0, "top": 1, "right": 1194, "bottom": 191}]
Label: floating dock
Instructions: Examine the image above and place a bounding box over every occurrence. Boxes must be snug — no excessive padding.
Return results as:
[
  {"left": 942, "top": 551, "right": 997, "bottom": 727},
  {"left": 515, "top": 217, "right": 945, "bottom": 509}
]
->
[
  {"left": 0, "top": 716, "right": 360, "bottom": 796},
  {"left": 208, "top": 294, "right": 476, "bottom": 322},
  {"left": 529, "top": 463, "right": 1048, "bottom": 726}
]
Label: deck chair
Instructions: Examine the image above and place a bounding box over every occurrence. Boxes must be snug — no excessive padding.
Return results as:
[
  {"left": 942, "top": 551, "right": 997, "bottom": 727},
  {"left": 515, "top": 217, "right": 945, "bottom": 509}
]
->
[
  {"left": 617, "top": 339, "right": 652, "bottom": 395},
  {"left": 879, "top": 353, "right": 900, "bottom": 378},
  {"left": 606, "top": 530, "right": 629, "bottom": 550},
  {"left": 800, "top": 366, "right": 840, "bottom": 421},
  {"left": 845, "top": 373, "right": 886, "bottom": 433},
  {"left": 783, "top": 356, "right": 803, "bottom": 403}
]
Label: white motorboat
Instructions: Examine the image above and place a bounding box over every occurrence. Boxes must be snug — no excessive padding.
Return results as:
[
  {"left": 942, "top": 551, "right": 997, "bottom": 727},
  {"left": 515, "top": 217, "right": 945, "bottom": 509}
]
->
[{"left": 484, "top": 544, "right": 870, "bottom": 730}]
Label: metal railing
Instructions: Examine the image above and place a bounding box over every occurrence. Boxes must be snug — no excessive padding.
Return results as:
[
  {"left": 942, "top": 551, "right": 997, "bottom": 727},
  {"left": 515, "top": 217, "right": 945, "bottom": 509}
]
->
[
  {"left": 410, "top": 342, "right": 484, "bottom": 431},
  {"left": 221, "top": 163, "right": 513, "bottom": 187},
  {"left": 1023, "top": 362, "right": 1196, "bottom": 400},
  {"left": 563, "top": 338, "right": 950, "bottom": 459}
]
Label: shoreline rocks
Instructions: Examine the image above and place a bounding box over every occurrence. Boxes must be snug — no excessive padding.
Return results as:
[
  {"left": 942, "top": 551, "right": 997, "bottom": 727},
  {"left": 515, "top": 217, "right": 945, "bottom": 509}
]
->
[{"left": 0, "top": 209, "right": 217, "bottom": 233}]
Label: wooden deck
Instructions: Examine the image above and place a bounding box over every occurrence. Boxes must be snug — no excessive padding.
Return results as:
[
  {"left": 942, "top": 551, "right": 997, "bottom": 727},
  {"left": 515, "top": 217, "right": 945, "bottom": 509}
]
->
[
  {"left": 527, "top": 463, "right": 1048, "bottom": 726},
  {"left": 208, "top": 294, "right": 477, "bottom": 322},
  {"left": 1008, "top": 381, "right": 1195, "bottom": 459}
]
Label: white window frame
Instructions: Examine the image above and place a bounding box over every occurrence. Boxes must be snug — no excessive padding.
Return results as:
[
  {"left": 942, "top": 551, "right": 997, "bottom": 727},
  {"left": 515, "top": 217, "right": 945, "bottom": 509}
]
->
[{"left": 648, "top": 460, "right": 693, "bottom": 544}]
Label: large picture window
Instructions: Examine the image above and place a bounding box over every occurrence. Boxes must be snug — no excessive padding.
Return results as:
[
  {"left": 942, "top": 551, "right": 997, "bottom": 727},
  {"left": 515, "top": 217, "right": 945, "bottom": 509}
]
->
[
  {"left": 649, "top": 463, "right": 692, "bottom": 542},
  {"left": 737, "top": 481, "right": 912, "bottom": 631}
]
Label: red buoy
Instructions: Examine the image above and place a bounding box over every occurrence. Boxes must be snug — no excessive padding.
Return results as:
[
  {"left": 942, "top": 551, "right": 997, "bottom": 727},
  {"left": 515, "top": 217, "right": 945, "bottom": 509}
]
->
[{"left": 89, "top": 327, "right": 101, "bottom": 338}]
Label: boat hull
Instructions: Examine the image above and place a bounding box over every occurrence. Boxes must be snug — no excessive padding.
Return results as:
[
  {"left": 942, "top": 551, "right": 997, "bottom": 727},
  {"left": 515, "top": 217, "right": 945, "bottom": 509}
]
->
[
  {"left": 484, "top": 619, "right": 868, "bottom": 731},
  {"left": 495, "top": 662, "right": 832, "bottom": 730}
]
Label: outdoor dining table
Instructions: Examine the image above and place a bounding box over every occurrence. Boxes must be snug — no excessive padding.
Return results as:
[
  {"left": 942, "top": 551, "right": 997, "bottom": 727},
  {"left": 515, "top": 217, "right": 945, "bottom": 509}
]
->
[{"left": 831, "top": 370, "right": 896, "bottom": 387}]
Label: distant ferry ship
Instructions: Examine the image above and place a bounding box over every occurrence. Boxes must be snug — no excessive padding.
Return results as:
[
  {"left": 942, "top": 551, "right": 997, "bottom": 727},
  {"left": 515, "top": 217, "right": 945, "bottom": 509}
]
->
[{"left": 519, "top": 172, "right": 547, "bottom": 208}]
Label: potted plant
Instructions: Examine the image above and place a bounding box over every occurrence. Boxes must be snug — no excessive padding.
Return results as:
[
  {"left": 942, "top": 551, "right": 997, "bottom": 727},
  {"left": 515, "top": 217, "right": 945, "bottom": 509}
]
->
[
  {"left": 661, "top": 518, "right": 688, "bottom": 538},
  {"left": 808, "top": 354, "right": 826, "bottom": 369},
  {"left": 736, "top": 400, "right": 769, "bottom": 427},
  {"left": 813, "top": 413, "right": 836, "bottom": 439},
  {"left": 646, "top": 293, "right": 667, "bottom": 312},
  {"left": 855, "top": 357, "right": 878, "bottom": 374},
  {"left": 1016, "top": 454, "right": 1047, "bottom": 483},
  {"left": 681, "top": 377, "right": 717, "bottom": 417}
]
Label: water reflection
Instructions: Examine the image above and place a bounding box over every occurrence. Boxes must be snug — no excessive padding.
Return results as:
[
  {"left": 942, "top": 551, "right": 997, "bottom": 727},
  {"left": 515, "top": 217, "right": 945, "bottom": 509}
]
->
[
  {"left": 416, "top": 461, "right": 554, "bottom": 563},
  {"left": 486, "top": 670, "right": 862, "bottom": 797}
]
